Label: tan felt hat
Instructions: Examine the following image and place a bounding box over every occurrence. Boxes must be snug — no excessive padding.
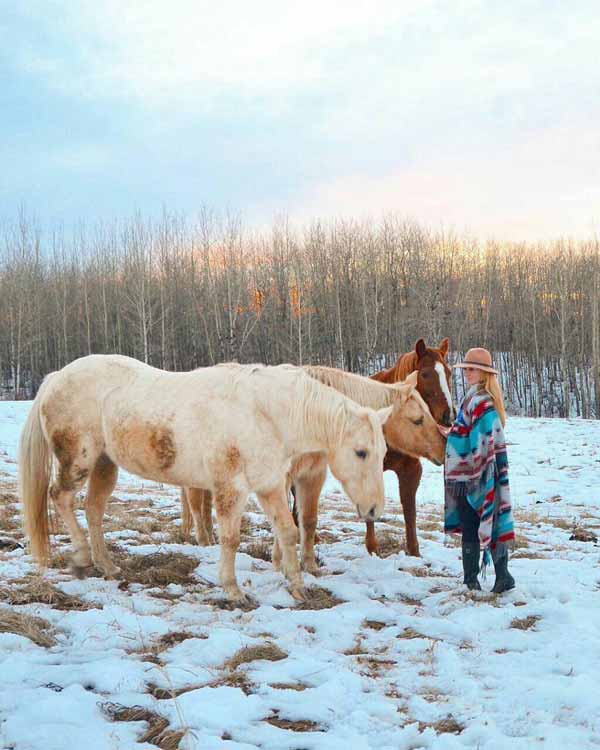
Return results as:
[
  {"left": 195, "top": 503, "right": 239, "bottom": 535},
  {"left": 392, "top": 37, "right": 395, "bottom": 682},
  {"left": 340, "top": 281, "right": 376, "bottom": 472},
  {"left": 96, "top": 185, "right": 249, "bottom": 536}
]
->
[{"left": 454, "top": 347, "right": 498, "bottom": 375}]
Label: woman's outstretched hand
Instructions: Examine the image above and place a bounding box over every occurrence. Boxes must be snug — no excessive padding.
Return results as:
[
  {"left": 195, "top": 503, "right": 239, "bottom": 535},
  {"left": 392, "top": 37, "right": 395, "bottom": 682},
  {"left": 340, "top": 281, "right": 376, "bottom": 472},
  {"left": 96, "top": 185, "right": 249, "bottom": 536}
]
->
[{"left": 437, "top": 424, "right": 451, "bottom": 438}]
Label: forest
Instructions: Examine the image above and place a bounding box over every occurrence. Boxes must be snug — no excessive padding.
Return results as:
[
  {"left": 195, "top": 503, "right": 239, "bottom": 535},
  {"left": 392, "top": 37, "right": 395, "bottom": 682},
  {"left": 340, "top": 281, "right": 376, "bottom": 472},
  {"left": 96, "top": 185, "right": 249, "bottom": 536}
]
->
[{"left": 1, "top": 209, "right": 598, "bottom": 418}]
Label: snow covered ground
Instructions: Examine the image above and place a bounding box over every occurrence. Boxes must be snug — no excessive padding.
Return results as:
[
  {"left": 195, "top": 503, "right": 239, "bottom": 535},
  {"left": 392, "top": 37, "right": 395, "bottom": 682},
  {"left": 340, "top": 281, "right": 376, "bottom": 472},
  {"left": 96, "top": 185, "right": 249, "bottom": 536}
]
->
[{"left": 1, "top": 401, "right": 599, "bottom": 750}]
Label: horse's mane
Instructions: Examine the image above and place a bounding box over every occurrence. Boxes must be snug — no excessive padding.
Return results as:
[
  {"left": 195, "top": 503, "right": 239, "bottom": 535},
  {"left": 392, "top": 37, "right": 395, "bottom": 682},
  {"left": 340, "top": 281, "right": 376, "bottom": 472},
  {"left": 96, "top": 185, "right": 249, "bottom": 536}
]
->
[
  {"left": 394, "top": 351, "right": 419, "bottom": 380},
  {"left": 303, "top": 365, "right": 400, "bottom": 409},
  {"left": 215, "top": 362, "right": 355, "bottom": 448},
  {"left": 371, "top": 351, "right": 418, "bottom": 383}
]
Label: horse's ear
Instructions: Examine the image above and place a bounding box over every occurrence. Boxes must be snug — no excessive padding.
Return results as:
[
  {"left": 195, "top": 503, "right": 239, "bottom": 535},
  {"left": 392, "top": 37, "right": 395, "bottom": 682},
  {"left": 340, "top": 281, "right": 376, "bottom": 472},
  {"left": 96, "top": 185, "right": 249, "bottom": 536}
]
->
[
  {"left": 404, "top": 371, "right": 418, "bottom": 388},
  {"left": 439, "top": 338, "right": 449, "bottom": 357},
  {"left": 415, "top": 338, "right": 427, "bottom": 359},
  {"left": 377, "top": 405, "right": 394, "bottom": 426}
]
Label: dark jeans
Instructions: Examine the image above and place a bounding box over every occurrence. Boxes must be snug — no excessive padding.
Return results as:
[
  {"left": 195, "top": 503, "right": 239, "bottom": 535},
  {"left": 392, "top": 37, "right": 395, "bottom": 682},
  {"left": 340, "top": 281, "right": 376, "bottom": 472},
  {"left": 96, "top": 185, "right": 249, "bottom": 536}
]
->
[{"left": 456, "top": 490, "right": 480, "bottom": 544}]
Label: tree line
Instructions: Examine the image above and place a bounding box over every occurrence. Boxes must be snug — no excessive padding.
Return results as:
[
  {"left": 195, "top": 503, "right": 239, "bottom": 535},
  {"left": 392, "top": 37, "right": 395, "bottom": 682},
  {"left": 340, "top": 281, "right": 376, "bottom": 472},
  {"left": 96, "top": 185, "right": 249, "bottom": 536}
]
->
[{"left": 1, "top": 209, "right": 599, "bottom": 418}]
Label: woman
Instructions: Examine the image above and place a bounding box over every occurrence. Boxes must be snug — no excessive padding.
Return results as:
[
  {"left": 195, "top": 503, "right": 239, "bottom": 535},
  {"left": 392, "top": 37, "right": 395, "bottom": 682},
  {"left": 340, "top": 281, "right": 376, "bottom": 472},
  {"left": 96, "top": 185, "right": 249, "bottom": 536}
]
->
[{"left": 439, "top": 348, "right": 515, "bottom": 593}]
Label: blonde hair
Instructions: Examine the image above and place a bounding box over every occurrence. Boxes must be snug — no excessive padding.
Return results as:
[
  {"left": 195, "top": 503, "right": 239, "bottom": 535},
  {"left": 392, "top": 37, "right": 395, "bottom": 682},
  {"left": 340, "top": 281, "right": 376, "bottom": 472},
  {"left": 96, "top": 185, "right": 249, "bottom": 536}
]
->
[{"left": 478, "top": 371, "right": 506, "bottom": 427}]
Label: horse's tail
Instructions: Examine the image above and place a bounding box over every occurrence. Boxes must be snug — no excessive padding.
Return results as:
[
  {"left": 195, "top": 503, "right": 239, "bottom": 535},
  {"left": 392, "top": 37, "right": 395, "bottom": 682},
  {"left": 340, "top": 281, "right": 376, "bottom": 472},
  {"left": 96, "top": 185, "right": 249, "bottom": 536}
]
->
[
  {"left": 18, "top": 375, "right": 54, "bottom": 565},
  {"left": 180, "top": 488, "right": 192, "bottom": 540}
]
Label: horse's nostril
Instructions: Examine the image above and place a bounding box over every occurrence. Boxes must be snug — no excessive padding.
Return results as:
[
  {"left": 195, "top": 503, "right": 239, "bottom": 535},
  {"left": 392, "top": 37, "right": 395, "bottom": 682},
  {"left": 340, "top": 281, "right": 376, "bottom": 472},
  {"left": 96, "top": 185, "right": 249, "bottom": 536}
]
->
[{"left": 368, "top": 504, "right": 377, "bottom": 520}]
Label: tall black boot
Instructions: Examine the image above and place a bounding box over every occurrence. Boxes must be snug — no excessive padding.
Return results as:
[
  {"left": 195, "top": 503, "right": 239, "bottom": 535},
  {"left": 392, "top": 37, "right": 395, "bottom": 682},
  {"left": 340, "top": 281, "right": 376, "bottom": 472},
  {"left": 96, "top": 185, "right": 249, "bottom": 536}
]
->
[
  {"left": 462, "top": 542, "right": 482, "bottom": 590},
  {"left": 492, "top": 545, "right": 515, "bottom": 594}
]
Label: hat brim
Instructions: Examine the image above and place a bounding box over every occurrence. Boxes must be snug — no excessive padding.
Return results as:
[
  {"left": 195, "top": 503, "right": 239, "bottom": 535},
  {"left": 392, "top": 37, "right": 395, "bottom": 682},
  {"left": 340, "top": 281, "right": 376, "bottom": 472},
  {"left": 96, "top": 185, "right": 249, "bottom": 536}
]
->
[{"left": 453, "top": 362, "right": 498, "bottom": 375}]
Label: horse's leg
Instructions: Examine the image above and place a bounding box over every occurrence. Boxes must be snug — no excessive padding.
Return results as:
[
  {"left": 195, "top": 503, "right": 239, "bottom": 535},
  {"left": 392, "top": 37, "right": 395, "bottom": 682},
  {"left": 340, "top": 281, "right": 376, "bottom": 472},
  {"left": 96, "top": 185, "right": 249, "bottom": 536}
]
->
[
  {"left": 49, "top": 439, "right": 97, "bottom": 577},
  {"left": 272, "top": 473, "right": 295, "bottom": 571},
  {"left": 186, "top": 487, "right": 215, "bottom": 546},
  {"left": 85, "top": 453, "right": 119, "bottom": 578},
  {"left": 272, "top": 480, "right": 295, "bottom": 571},
  {"left": 365, "top": 520, "right": 378, "bottom": 555},
  {"left": 257, "top": 484, "right": 304, "bottom": 600},
  {"left": 214, "top": 483, "right": 247, "bottom": 602},
  {"left": 396, "top": 454, "right": 422, "bottom": 557},
  {"left": 364, "top": 449, "right": 399, "bottom": 556},
  {"left": 296, "top": 462, "right": 327, "bottom": 575}
]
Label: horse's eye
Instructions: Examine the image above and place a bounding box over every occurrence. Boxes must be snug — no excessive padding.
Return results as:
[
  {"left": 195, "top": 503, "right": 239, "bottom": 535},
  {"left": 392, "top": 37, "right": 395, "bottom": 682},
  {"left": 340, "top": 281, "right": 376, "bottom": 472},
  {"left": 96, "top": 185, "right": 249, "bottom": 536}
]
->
[
  {"left": 355, "top": 449, "right": 368, "bottom": 459},
  {"left": 411, "top": 417, "right": 424, "bottom": 426},
  {"left": 421, "top": 371, "right": 431, "bottom": 379}
]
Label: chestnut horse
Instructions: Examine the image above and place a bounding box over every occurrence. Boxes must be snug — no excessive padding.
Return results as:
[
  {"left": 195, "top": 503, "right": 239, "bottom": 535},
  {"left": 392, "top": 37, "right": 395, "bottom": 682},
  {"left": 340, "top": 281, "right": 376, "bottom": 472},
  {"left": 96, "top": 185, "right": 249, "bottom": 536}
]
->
[{"left": 366, "top": 337, "right": 454, "bottom": 556}]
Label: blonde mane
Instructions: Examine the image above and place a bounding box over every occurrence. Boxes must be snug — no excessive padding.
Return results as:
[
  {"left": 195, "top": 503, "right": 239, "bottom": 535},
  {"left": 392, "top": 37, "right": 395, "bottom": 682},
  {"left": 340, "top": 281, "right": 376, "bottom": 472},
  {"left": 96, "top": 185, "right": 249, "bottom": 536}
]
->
[
  {"left": 213, "top": 363, "right": 356, "bottom": 450},
  {"left": 303, "top": 365, "right": 402, "bottom": 409}
]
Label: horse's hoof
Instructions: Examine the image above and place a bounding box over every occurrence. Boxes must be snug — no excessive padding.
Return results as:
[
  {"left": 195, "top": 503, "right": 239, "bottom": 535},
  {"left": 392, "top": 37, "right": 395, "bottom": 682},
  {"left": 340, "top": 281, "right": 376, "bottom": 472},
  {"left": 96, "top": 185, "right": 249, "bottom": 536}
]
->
[
  {"left": 302, "top": 560, "right": 321, "bottom": 576},
  {"left": 290, "top": 586, "right": 307, "bottom": 602},
  {"left": 224, "top": 585, "right": 250, "bottom": 604},
  {"left": 71, "top": 563, "right": 89, "bottom": 580},
  {"left": 103, "top": 566, "right": 121, "bottom": 580}
]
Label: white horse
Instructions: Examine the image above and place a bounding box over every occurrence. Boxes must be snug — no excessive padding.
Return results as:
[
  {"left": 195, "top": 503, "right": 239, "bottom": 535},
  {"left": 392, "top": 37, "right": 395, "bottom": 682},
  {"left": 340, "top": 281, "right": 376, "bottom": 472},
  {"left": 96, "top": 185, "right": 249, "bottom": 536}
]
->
[
  {"left": 181, "top": 366, "right": 446, "bottom": 573},
  {"left": 19, "top": 355, "right": 390, "bottom": 602}
]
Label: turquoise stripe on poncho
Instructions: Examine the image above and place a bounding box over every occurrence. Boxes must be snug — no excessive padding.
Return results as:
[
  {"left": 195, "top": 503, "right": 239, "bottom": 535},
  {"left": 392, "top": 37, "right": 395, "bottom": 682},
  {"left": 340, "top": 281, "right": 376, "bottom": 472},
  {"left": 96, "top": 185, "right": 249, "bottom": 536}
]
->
[{"left": 444, "top": 385, "right": 515, "bottom": 553}]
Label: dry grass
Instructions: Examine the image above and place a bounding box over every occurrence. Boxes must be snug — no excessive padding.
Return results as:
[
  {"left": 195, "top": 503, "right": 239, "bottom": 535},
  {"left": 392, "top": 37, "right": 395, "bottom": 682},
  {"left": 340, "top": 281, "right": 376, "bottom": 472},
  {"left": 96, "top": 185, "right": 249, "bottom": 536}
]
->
[
  {"left": 314, "top": 530, "right": 340, "bottom": 544},
  {"left": 343, "top": 637, "right": 367, "bottom": 656},
  {"left": 397, "top": 592, "right": 424, "bottom": 606},
  {"left": 0, "top": 504, "right": 19, "bottom": 533},
  {"left": 239, "top": 515, "right": 255, "bottom": 539},
  {"left": 419, "top": 688, "right": 449, "bottom": 704},
  {"left": 0, "top": 536, "right": 23, "bottom": 551},
  {"left": 544, "top": 516, "right": 574, "bottom": 530},
  {"left": 209, "top": 671, "right": 255, "bottom": 695},
  {"left": 418, "top": 715, "right": 464, "bottom": 735},
  {"left": 147, "top": 683, "right": 201, "bottom": 700},
  {"left": 0, "top": 607, "right": 56, "bottom": 647},
  {"left": 121, "top": 516, "right": 165, "bottom": 536},
  {"left": 149, "top": 672, "right": 255, "bottom": 699},
  {"left": 269, "top": 682, "right": 309, "bottom": 691},
  {"left": 96, "top": 549, "right": 198, "bottom": 587},
  {"left": 48, "top": 546, "right": 199, "bottom": 587},
  {"left": 0, "top": 578, "right": 94, "bottom": 611},
  {"left": 510, "top": 614, "right": 541, "bottom": 630},
  {"left": 132, "top": 631, "right": 207, "bottom": 664},
  {"left": 265, "top": 714, "right": 325, "bottom": 732},
  {"left": 243, "top": 540, "right": 272, "bottom": 561},
  {"left": 101, "top": 702, "right": 184, "bottom": 749},
  {"left": 417, "top": 516, "right": 443, "bottom": 533},
  {"left": 225, "top": 642, "right": 287, "bottom": 670},
  {"left": 363, "top": 619, "right": 388, "bottom": 631},
  {"left": 570, "top": 526, "right": 598, "bottom": 543},
  {"left": 157, "top": 631, "right": 202, "bottom": 649},
  {"left": 295, "top": 585, "right": 344, "bottom": 610},
  {"left": 357, "top": 655, "right": 397, "bottom": 678},
  {"left": 397, "top": 627, "right": 426, "bottom": 640},
  {"left": 209, "top": 596, "right": 258, "bottom": 612},
  {"left": 48, "top": 550, "right": 71, "bottom": 570},
  {"left": 374, "top": 530, "right": 402, "bottom": 558},
  {"left": 512, "top": 533, "right": 530, "bottom": 549}
]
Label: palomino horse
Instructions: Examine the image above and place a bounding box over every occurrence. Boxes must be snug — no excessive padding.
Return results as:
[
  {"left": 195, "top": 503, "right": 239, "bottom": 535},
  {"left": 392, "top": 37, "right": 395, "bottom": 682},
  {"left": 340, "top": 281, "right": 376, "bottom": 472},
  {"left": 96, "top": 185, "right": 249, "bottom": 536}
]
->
[
  {"left": 181, "top": 367, "right": 446, "bottom": 574},
  {"left": 368, "top": 337, "right": 454, "bottom": 556},
  {"left": 19, "top": 355, "right": 390, "bottom": 602}
]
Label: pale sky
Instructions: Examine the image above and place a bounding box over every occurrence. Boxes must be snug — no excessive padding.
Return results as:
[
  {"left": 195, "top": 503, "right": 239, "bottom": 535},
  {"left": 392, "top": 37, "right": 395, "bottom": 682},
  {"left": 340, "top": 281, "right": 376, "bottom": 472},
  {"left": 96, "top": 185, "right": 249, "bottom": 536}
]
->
[{"left": 2, "top": 1, "right": 600, "bottom": 241}]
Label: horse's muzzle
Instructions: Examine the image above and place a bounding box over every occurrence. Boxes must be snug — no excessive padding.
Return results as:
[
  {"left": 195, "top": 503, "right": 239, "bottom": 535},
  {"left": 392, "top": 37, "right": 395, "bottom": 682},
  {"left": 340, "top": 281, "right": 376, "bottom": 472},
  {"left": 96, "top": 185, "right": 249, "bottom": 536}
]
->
[{"left": 358, "top": 503, "right": 380, "bottom": 521}]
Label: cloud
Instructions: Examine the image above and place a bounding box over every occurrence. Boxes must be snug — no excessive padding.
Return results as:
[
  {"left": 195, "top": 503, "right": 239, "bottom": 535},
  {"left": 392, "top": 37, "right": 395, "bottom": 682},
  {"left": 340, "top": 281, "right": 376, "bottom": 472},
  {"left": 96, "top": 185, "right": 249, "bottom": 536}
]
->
[
  {"left": 3, "top": 2, "right": 600, "bottom": 237},
  {"left": 287, "top": 122, "right": 600, "bottom": 241}
]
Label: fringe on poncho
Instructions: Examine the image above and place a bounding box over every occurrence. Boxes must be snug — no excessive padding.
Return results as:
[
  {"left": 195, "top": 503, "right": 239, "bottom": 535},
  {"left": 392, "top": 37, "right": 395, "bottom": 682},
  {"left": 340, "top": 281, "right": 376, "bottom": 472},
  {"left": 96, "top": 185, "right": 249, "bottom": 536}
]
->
[{"left": 444, "top": 384, "right": 515, "bottom": 552}]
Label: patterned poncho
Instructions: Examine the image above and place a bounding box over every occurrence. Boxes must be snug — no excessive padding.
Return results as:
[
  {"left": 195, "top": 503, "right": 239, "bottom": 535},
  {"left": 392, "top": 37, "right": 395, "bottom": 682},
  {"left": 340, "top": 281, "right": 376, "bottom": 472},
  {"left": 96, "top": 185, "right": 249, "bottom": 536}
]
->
[{"left": 444, "top": 385, "right": 515, "bottom": 552}]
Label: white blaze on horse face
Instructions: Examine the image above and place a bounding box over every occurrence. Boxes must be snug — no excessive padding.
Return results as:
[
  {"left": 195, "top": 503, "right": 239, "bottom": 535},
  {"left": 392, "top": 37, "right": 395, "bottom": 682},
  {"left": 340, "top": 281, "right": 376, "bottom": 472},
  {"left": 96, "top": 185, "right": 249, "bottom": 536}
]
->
[{"left": 435, "top": 362, "right": 455, "bottom": 418}]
